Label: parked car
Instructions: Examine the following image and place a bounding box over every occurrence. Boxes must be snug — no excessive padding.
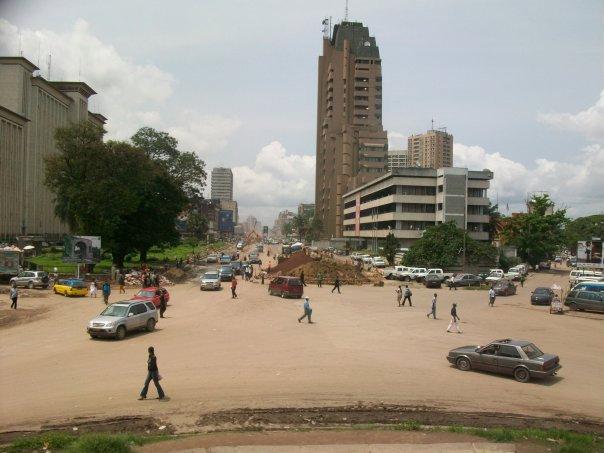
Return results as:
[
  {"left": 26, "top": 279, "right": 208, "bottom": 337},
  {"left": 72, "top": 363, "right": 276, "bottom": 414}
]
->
[
  {"left": 564, "top": 290, "right": 604, "bottom": 313},
  {"left": 10, "top": 270, "right": 50, "bottom": 289},
  {"left": 530, "top": 287, "right": 555, "bottom": 305},
  {"left": 538, "top": 261, "right": 551, "bottom": 270},
  {"left": 504, "top": 266, "right": 523, "bottom": 281},
  {"left": 424, "top": 274, "right": 443, "bottom": 288},
  {"left": 249, "top": 253, "right": 262, "bottom": 265},
  {"left": 206, "top": 254, "right": 219, "bottom": 263},
  {"left": 446, "top": 338, "right": 561, "bottom": 383},
  {"left": 410, "top": 268, "right": 429, "bottom": 282},
  {"left": 53, "top": 279, "right": 88, "bottom": 297},
  {"left": 87, "top": 300, "right": 158, "bottom": 340},
  {"left": 447, "top": 274, "right": 483, "bottom": 288},
  {"left": 268, "top": 276, "right": 303, "bottom": 298},
  {"left": 200, "top": 271, "right": 221, "bottom": 290},
  {"left": 131, "top": 287, "right": 170, "bottom": 308},
  {"left": 569, "top": 269, "right": 602, "bottom": 285},
  {"left": 493, "top": 279, "right": 517, "bottom": 296},
  {"left": 236, "top": 242, "right": 244, "bottom": 250},
  {"left": 371, "top": 256, "right": 387, "bottom": 268},
  {"left": 219, "top": 255, "right": 232, "bottom": 265},
  {"left": 425, "top": 268, "right": 454, "bottom": 281},
  {"left": 485, "top": 269, "right": 505, "bottom": 283},
  {"left": 571, "top": 282, "right": 604, "bottom": 293},
  {"left": 382, "top": 266, "right": 412, "bottom": 280},
  {"left": 255, "top": 244, "right": 264, "bottom": 253},
  {"left": 219, "top": 265, "right": 234, "bottom": 281},
  {"left": 398, "top": 267, "right": 419, "bottom": 281}
]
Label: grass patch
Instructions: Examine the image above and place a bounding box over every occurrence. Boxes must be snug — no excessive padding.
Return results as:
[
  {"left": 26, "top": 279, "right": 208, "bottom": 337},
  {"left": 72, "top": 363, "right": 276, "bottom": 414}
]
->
[{"left": 5, "top": 431, "right": 75, "bottom": 452}]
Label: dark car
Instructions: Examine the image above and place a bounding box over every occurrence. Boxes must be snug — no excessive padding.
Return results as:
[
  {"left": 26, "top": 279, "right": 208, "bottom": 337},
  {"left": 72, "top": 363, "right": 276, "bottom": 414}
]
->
[
  {"left": 531, "top": 287, "right": 555, "bottom": 305},
  {"left": 447, "top": 338, "right": 561, "bottom": 383},
  {"left": 249, "top": 253, "right": 262, "bottom": 265},
  {"left": 218, "top": 265, "right": 234, "bottom": 281},
  {"left": 230, "top": 261, "right": 243, "bottom": 275},
  {"left": 268, "top": 276, "right": 303, "bottom": 298},
  {"left": 424, "top": 274, "right": 443, "bottom": 288},
  {"left": 447, "top": 273, "right": 482, "bottom": 288},
  {"left": 493, "top": 279, "right": 517, "bottom": 296},
  {"left": 564, "top": 290, "right": 604, "bottom": 313}
]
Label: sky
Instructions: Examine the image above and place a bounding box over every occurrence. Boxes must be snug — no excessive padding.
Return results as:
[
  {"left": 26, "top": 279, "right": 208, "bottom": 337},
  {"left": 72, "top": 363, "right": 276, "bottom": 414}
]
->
[{"left": 1, "top": 0, "right": 603, "bottom": 225}]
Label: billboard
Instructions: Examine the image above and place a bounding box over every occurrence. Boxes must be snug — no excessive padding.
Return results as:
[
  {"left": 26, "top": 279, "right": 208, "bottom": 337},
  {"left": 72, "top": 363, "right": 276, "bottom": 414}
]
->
[
  {"left": 63, "top": 236, "right": 101, "bottom": 263},
  {"left": 0, "top": 249, "right": 21, "bottom": 275},
  {"left": 577, "top": 239, "right": 603, "bottom": 265},
  {"left": 262, "top": 226, "right": 269, "bottom": 236},
  {"left": 218, "top": 210, "right": 234, "bottom": 233}
]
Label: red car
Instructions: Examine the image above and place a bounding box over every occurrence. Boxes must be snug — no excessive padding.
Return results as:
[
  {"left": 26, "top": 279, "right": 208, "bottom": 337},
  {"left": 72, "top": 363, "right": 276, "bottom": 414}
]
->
[
  {"left": 268, "top": 276, "right": 303, "bottom": 298},
  {"left": 131, "top": 287, "right": 170, "bottom": 308}
]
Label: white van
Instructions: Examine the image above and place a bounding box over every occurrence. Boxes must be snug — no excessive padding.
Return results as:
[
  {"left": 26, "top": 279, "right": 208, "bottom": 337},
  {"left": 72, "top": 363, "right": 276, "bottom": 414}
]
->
[{"left": 569, "top": 269, "right": 602, "bottom": 284}]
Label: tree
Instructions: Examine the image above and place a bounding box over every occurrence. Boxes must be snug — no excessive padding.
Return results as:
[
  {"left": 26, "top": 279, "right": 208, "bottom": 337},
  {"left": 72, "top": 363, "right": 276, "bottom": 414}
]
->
[
  {"left": 131, "top": 127, "right": 207, "bottom": 201},
  {"left": 281, "top": 221, "right": 293, "bottom": 237},
  {"left": 383, "top": 232, "right": 399, "bottom": 266},
  {"left": 499, "top": 194, "right": 569, "bottom": 266},
  {"left": 402, "top": 222, "right": 497, "bottom": 268},
  {"left": 486, "top": 203, "right": 503, "bottom": 241},
  {"left": 45, "top": 123, "right": 187, "bottom": 267},
  {"left": 187, "top": 211, "right": 209, "bottom": 241},
  {"left": 305, "top": 216, "right": 323, "bottom": 242},
  {"left": 564, "top": 215, "right": 604, "bottom": 253}
]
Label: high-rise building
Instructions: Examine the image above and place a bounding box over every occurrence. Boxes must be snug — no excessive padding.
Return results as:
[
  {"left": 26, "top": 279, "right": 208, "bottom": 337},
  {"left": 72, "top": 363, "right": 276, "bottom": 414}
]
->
[
  {"left": 315, "top": 21, "right": 388, "bottom": 239},
  {"left": 210, "top": 167, "right": 233, "bottom": 201},
  {"left": 407, "top": 129, "right": 453, "bottom": 169},
  {"left": 297, "top": 203, "right": 315, "bottom": 217},
  {"left": 387, "top": 150, "right": 410, "bottom": 170},
  {"left": 0, "top": 56, "right": 105, "bottom": 240}
]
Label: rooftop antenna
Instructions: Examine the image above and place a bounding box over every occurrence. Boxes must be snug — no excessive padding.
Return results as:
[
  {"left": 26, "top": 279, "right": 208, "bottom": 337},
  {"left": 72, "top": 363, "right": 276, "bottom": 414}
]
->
[
  {"left": 47, "top": 53, "right": 51, "bottom": 80},
  {"left": 431, "top": 118, "right": 434, "bottom": 131},
  {"left": 344, "top": 0, "right": 349, "bottom": 21},
  {"left": 18, "top": 32, "right": 22, "bottom": 56}
]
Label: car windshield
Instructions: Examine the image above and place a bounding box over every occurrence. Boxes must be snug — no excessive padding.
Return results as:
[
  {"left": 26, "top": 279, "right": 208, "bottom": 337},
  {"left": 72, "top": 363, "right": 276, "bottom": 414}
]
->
[
  {"left": 521, "top": 343, "right": 544, "bottom": 359},
  {"left": 100, "top": 305, "right": 129, "bottom": 317},
  {"left": 137, "top": 290, "right": 156, "bottom": 298},
  {"left": 534, "top": 288, "right": 549, "bottom": 294},
  {"left": 220, "top": 267, "right": 232, "bottom": 272},
  {"left": 204, "top": 272, "right": 219, "bottom": 279}
]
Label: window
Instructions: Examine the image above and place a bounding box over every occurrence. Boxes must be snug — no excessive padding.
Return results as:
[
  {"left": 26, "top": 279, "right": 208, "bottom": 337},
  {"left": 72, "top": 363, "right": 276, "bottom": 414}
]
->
[
  {"left": 521, "top": 343, "right": 543, "bottom": 359},
  {"left": 438, "top": 185, "right": 443, "bottom": 193},
  {"left": 498, "top": 345, "right": 521, "bottom": 358},
  {"left": 437, "top": 203, "right": 443, "bottom": 211},
  {"left": 131, "top": 304, "right": 147, "bottom": 315},
  {"left": 481, "top": 345, "right": 498, "bottom": 355},
  {"left": 145, "top": 302, "right": 156, "bottom": 311}
]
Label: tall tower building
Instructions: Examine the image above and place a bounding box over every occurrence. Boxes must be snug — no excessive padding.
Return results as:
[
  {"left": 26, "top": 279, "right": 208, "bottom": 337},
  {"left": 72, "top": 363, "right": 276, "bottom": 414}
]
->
[
  {"left": 407, "top": 129, "right": 453, "bottom": 169},
  {"left": 315, "top": 21, "right": 388, "bottom": 239},
  {"left": 210, "top": 167, "right": 233, "bottom": 201}
]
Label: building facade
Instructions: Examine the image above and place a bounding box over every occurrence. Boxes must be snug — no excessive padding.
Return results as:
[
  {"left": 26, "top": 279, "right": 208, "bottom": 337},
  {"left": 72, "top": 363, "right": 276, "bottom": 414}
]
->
[
  {"left": 297, "top": 203, "right": 315, "bottom": 217},
  {"left": 0, "top": 57, "right": 105, "bottom": 241},
  {"left": 315, "top": 21, "right": 388, "bottom": 239},
  {"left": 387, "top": 149, "right": 409, "bottom": 170},
  {"left": 342, "top": 167, "right": 492, "bottom": 247},
  {"left": 210, "top": 167, "right": 233, "bottom": 201},
  {"left": 408, "top": 129, "right": 453, "bottom": 169},
  {"left": 272, "top": 209, "right": 295, "bottom": 238}
]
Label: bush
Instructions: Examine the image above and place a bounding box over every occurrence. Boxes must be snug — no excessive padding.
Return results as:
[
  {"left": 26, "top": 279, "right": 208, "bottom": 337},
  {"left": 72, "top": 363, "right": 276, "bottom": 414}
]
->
[
  {"left": 8, "top": 431, "right": 75, "bottom": 452},
  {"left": 66, "top": 434, "right": 142, "bottom": 453}
]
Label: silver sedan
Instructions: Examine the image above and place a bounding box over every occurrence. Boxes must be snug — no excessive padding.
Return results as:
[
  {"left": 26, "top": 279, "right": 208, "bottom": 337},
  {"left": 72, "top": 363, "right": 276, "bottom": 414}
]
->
[{"left": 200, "top": 271, "right": 221, "bottom": 291}]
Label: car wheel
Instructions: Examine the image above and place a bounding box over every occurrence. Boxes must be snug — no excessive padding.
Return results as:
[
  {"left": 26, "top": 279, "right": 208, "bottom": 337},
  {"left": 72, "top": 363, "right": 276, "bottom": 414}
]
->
[
  {"left": 568, "top": 302, "right": 577, "bottom": 311},
  {"left": 456, "top": 357, "right": 471, "bottom": 371},
  {"left": 54, "top": 287, "right": 58, "bottom": 294},
  {"left": 514, "top": 367, "right": 530, "bottom": 383},
  {"left": 28, "top": 281, "right": 34, "bottom": 289},
  {"left": 404, "top": 276, "right": 410, "bottom": 282},
  {"left": 115, "top": 326, "right": 126, "bottom": 341},
  {"left": 146, "top": 318, "right": 156, "bottom": 332},
  {"left": 89, "top": 334, "right": 97, "bottom": 339}
]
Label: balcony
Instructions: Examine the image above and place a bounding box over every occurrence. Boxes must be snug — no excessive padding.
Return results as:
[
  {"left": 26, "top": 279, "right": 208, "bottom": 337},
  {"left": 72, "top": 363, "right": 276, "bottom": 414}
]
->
[{"left": 467, "top": 214, "right": 489, "bottom": 223}]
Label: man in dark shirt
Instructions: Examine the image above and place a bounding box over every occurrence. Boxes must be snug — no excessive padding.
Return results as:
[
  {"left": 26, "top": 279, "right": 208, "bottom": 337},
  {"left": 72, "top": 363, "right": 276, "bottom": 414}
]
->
[
  {"left": 331, "top": 276, "right": 341, "bottom": 294},
  {"left": 447, "top": 302, "right": 462, "bottom": 333},
  {"left": 139, "top": 346, "right": 165, "bottom": 400}
]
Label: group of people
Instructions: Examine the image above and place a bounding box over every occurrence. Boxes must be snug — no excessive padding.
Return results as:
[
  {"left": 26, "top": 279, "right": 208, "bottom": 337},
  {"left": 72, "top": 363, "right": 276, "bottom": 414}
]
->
[{"left": 88, "top": 280, "right": 112, "bottom": 304}]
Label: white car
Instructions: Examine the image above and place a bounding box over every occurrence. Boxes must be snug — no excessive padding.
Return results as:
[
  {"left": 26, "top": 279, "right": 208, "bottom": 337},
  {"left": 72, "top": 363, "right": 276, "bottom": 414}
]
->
[
  {"left": 200, "top": 271, "right": 221, "bottom": 290},
  {"left": 206, "top": 254, "right": 219, "bottom": 263},
  {"left": 505, "top": 266, "right": 523, "bottom": 281},
  {"left": 362, "top": 255, "right": 373, "bottom": 265},
  {"left": 485, "top": 269, "right": 505, "bottom": 283},
  {"left": 371, "top": 257, "right": 387, "bottom": 268}
]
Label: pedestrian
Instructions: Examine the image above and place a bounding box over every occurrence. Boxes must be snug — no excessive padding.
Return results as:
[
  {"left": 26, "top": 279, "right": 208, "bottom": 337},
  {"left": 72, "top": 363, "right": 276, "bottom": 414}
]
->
[
  {"left": 89, "top": 280, "right": 97, "bottom": 298},
  {"left": 118, "top": 272, "right": 126, "bottom": 294},
  {"left": 300, "top": 270, "right": 307, "bottom": 287},
  {"left": 298, "top": 297, "right": 313, "bottom": 323},
  {"left": 402, "top": 285, "right": 413, "bottom": 306},
  {"left": 267, "top": 263, "right": 272, "bottom": 274},
  {"left": 519, "top": 274, "right": 525, "bottom": 288},
  {"left": 260, "top": 271, "right": 265, "bottom": 285},
  {"left": 158, "top": 289, "right": 167, "bottom": 318},
  {"left": 331, "top": 276, "right": 341, "bottom": 294},
  {"left": 143, "top": 273, "right": 150, "bottom": 288},
  {"left": 9, "top": 283, "right": 18, "bottom": 309},
  {"left": 427, "top": 293, "right": 437, "bottom": 319},
  {"left": 138, "top": 346, "right": 165, "bottom": 400},
  {"left": 488, "top": 287, "right": 496, "bottom": 307},
  {"left": 447, "top": 302, "right": 462, "bottom": 333},
  {"left": 396, "top": 285, "right": 403, "bottom": 306},
  {"left": 102, "top": 280, "right": 111, "bottom": 304},
  {"left": 317, "top": 272, "right": 323, "bottom": 288},
  {"left": 231, "top": 276, "right": 238, "bottom": 299}
]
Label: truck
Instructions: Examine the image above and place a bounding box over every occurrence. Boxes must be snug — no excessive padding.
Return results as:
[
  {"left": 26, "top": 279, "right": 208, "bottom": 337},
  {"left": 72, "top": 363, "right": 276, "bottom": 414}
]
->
[
  {"left": 0, "top": 248, "right": 22, "bottom": 278},
  {"left": 382, "top": 266, "right": 413, "bottom": 280},
  {"left": 424, "top": 268, "right": 454, "bottom": 282}
]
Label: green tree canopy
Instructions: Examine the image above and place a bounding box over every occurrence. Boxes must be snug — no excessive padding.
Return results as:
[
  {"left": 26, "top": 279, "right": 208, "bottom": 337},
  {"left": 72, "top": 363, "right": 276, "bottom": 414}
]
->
[
  {"left": 382, "top": 232, "right": 399, "bottom": 266},
  {"left": 564, "top": 215, "right": 604, "bottom": 253},
  {"left": 187, "top": 211, "right": 209, "bottom": 241},
  {"left": 500, "top": 194, "right": 569, "bottom": 266}
]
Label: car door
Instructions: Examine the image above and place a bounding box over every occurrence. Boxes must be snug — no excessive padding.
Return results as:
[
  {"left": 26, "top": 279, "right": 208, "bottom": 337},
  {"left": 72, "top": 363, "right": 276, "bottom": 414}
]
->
[
  {"left": 132, "top": 303, "right": 148, "bottom": 328},
  {"left": 496, "top": 345, "right": 523, "bottom": 375},
  {"left": 474, "top": 345, "right": 498, "bottom": 372}
]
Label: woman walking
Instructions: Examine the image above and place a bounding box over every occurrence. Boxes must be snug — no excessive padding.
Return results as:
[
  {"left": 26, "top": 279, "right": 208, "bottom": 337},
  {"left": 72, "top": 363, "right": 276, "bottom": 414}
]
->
[
  {"left": 447, "top": 302, "right": 462, "bottom": 333},
  {"left": 9, "top": 283, "right": 18, "bottom": 309},
  {"left": 89, "top": 280, "right": 97, "bottom": 298}
]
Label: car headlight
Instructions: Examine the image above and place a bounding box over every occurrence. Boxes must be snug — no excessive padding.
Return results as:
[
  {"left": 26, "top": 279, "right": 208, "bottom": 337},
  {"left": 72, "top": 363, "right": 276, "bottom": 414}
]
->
[{"left": 105, "top": 321, "right": 115, "bottom": 328}]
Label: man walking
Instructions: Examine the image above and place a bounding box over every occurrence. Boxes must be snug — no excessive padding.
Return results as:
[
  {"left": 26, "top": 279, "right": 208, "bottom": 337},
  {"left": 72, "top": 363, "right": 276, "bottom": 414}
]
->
[
  {"left": 427, "top": 293, "right": 437, "bottom": 319},
  {"left": 447, "top": 302, "right": 462, "bottom": 333},
  {"left": 158, "top": 289, "right": 167, "bottom": 318},
  {"left": 298, "top": 297, "right": 313, "bottom": 323},
  {"left": 231, "top": 276, "right": 238, "bottom": 299},
  {"left": 102, "top": 280, "right": 111, "bottom": 305},
  {"left": 316, "top": 272, "right": 323, "bottom": 288},
  {"left": 138, "top": 346, "right": 165, "bottom": 400},
  {"left": 331, "top": 276, "right": 341, "bottom": 294},
  {"left": 9, "top": 283, "right": 18, "bottom": 309},
  {"left": 519, "top": 274, "right": 525, "bottom": 288},
  {"left": 118, "top": 272, "right": 126, "bottom": 294},
  {"left": 300, "top": 270, "right": 307, "bottom": 287},
  {"left": 488, "top": 287, "right": 496, "bottom": 307},
  {"left": 395, "top": 285, "right": 403, "bottom": 306},
  {"left": 402, "top": 285, "right": 413, "bottom": 306}
]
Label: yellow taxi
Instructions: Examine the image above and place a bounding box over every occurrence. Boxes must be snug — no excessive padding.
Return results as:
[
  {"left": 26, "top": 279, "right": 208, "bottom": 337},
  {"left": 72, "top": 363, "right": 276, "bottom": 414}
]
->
[{"left": 53, "top": 279, "right": 88, "bottom": 297}]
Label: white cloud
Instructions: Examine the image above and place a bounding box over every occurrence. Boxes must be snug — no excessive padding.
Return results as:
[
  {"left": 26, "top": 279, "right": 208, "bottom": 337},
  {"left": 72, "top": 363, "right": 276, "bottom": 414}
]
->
[
  {"left": 387, "top": 131, "right": 407, "bottom": 150},
  {"left": 232, "top": 141, "right": 315, "bottom": 223},
  {"left": 537, "top": 89, "right": 604, "bottom": 142},
  {"left": 0, "top": 18, "right": 240, "bottom": 151},
  {"left": 454, "top": 143, "right": 604, "bottom": 216}
]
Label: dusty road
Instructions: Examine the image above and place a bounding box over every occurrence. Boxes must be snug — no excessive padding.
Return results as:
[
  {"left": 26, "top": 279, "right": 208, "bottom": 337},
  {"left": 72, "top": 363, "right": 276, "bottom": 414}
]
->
[{"left": 1, "top": 251, "right": 603, "bottom": 433}]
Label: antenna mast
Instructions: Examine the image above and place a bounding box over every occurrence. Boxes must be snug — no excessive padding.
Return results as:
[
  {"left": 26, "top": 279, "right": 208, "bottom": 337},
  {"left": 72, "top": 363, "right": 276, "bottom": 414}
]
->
[
  {"left": 345, "top": 0, "right": 349, "bottom": 21},
  {"left": 47, "top": 53, "right": 51, "bottom": 80}
]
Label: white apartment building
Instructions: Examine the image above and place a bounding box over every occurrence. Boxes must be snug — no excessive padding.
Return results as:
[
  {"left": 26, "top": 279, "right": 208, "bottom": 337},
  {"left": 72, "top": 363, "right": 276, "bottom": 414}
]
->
[{"left": 342, "top": 167, "right": 492, "bottom": 247}]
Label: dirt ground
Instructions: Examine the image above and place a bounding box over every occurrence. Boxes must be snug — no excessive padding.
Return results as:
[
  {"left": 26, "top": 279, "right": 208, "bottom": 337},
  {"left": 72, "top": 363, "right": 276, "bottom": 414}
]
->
[{"left": 1, "top": 245, "right": 603, "bottom": 436}]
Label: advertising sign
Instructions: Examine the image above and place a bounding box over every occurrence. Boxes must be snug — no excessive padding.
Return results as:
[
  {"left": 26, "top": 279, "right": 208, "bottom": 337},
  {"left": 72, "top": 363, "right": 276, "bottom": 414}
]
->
[
  {"left": 63, "top": 236, "right": 102, "bottom": 263},
  {"left": 0, "top": 249, "right": 21, "bottom": 275},
  {"left": 218, "top": 210, "right": 234, "bottom": 233},
  {"left": 577, "top": 239, "right": 603, "bottom": 265},
  {"left": 262, "top": 226, "right": 269, "bottom": 236}
]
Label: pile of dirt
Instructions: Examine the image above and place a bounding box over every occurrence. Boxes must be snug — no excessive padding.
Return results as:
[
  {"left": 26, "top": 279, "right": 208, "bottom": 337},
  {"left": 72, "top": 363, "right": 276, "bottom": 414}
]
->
[
  {"left": 269, "top": 251, "right": 314, "bottom": 275},
  {"left": 292, "top": 259, "right": 373, "bottom": 285}
]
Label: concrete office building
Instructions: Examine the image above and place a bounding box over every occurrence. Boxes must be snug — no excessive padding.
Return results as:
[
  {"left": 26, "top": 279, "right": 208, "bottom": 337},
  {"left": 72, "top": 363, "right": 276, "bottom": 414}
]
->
[
  {"left": 297, "top": 203, "right": 315, "bottom": 217},
  {"left": 408, "top": 129, "right": 453, "bottom": 169},
  {"left": 210, "top": 167, "right": 233, "bottom": 201},
  {"left": 342, "top": 167, "right": 492, "bottom": 248},
  {"left": 387, "top": 149, "right": 410, "bottom": 170},
  {"left": 0, "top": 57, "right": 105, "bottom": 240},
  {"left": 315, "top": 21, "right": 388, "bottom": 239}
]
